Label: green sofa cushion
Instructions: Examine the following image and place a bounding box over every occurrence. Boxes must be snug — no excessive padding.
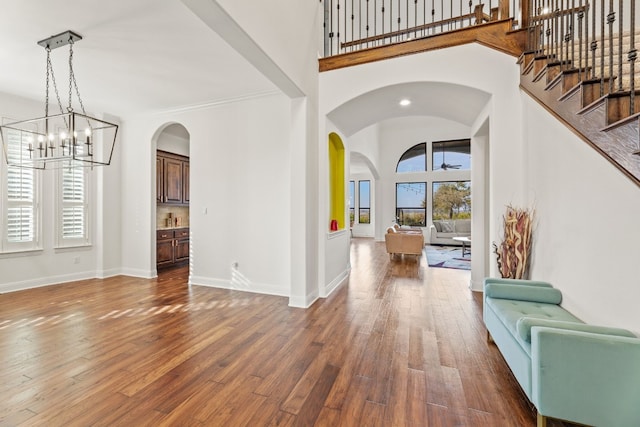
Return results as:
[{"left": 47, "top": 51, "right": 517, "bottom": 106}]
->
[
  {"left": 485, "top": 283, "right": 562, "bottom": 304},
  {"left": 517, "top": 317, "right": 636, "bottom": 343}
]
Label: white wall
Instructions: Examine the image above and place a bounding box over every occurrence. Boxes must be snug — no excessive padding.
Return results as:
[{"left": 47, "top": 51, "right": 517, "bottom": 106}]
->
[
  {"left": 319, "top": 45, "right": 524, "bottom": 284},
  {"left": 0, "top": 92, "right": 121, "bottom": 291},
  {"left": 349, "top": 123, "right": 381, "bottom": 172},
  {"left": 213, "top": 0, "right": 322, "bottom": 97},
  {"left": 522, "top": 95, "right": 640, "bottom": 334},
  {"left": 348, "top": 124, "right": 380, "bottom": 238},
  {"left": 120, "top": 92, "right": 292, "bottom": 296},
  {"left": 377, "top": 116, "right": 472, "bottom": 241},
  {"left": 318, "top": 122, "right": 351, "bottom": 300},
  {"left": 157, "top": 124, "right": 189, "bottom": 156},
  {"left": 184, "top": 0, "right": 323, "bottom": 307}
]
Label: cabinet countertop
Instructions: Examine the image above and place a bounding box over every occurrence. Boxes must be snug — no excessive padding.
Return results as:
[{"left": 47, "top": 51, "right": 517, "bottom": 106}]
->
[{"left": 157, "top": 226, "right": 189, "bottom": 231}]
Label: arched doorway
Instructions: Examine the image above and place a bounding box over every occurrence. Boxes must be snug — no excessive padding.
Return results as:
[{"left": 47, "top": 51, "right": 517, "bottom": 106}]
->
[{"left": 153, "top": 123, "right": 190, "bottom": 273}]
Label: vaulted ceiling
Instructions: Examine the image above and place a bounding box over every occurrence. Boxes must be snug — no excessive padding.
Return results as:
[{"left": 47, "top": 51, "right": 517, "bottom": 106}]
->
[{"left": 0, "top": 0, "right": 277, "bottom": 118}]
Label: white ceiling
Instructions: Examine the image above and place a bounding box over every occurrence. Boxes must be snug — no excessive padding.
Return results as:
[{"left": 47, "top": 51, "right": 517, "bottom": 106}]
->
[
  {"left": 0, "top": 0, "right": 278, "bottom": 117},
  {"left": 327, "top": 82, "right": 491, "bottom": 137}
]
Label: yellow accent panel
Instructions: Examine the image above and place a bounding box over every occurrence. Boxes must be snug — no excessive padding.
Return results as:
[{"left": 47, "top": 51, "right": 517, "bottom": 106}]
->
[{"left": 328, "top": 133, "right": 345, "bottom": 230}]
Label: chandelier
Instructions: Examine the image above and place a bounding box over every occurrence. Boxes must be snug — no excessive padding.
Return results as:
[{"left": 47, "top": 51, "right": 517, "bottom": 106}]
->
[{"left": 0, "top": 30, "right": 118, "bottom": 170}]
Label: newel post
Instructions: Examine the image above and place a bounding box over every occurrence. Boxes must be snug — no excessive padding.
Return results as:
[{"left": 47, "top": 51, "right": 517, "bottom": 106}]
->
[
  {"left": 498, "top": 0, "right": 510, "bottom": 20},
  {"left": 521, "top": 0, "right": 531, "bottom": 29}
]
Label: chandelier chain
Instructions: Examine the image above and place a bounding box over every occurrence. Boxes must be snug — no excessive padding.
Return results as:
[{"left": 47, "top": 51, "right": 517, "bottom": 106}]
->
[
  {"left": 68, "top": 40, "right": 88, "bottom": 117},
  {"left": 46, "top": 47, "right": 66, "bottom": 118},
  {"left": 45, "top": 48, "right": 50, "bottom": 118}
]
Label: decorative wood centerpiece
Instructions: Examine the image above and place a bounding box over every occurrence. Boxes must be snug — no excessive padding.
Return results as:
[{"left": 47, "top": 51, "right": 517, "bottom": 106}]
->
[{"left": 492, "top": 205, "right": 534, "bottom": 280}]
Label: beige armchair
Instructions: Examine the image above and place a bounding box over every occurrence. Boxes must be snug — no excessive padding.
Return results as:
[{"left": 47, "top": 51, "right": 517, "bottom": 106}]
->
[{"left": 384, "top": 226, "right": 424, "bottom": 257}]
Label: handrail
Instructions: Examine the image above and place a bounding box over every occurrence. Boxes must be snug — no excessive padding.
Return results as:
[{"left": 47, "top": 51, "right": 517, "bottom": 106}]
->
[{"left": 342, "top": 10, "right": 488, "bottom": 48}]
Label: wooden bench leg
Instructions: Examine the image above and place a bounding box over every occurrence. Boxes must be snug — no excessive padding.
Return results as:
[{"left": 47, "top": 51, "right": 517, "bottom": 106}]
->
[
  {"left": 537, "top": 413, "right": 547, "bottom": 427},
  {"left": 487, "top": 330, "right": 494, "bottom": 343}
]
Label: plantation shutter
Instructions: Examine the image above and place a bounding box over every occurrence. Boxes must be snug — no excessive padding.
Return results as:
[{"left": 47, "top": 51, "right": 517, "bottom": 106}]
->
[
  {"left": 6, "top": 130, "right": 35, "bottom": 244},
  {"left": 61, "top": 164, "right": 85, "bottom": 240}
]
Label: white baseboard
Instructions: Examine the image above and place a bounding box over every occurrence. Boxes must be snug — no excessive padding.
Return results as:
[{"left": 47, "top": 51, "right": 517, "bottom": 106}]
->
[
  {"left": 0, "top": 271, "right": 95, "bottom": 294},
  {"left": 120, "top": 268, "right": 155, "bottom": 279},
  {"left": 288, "top": 290, "right": 319, "bottom": 308},
  {"left": 189, "top": 275, "right": 289, "bottom": 298},
  {"left": 95, "top": 268, "right": 123, "bottom": 279},
  {"left": 321, "top": 268, "right": 349, "bottom": 298}
]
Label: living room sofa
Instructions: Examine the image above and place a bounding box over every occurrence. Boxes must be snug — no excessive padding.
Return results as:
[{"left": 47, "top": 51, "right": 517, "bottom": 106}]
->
[
  {"left": 384, "top": 226, "right": 424, "bottom": 257},
  {"left": 429, "top": 219, "right": 470, "bottom": 245},
  {"left": 483, "top": 277, "right": 640, "bottom": 427}
]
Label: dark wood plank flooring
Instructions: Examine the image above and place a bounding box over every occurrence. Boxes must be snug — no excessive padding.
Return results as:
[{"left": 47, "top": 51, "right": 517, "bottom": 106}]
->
[{"left": 0, "top": 238, "right": 566, "bottom": 426}]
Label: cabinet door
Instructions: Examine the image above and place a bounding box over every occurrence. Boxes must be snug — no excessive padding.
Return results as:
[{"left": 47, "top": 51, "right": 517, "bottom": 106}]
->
[
  {"left": 175, "top": 237, "right": 189, "bottom": 262},
  {"left": 157, "top": 239, "right": 174, "bottom": 266},
  {"left": 163, "top": 158, "right": 183, "bottom": 204},
  {"left": 182, "top": 161, "right": 189, "bottom": 204},
  {"left": 156, "top": 157, "right": 164, "bottom": 203}
]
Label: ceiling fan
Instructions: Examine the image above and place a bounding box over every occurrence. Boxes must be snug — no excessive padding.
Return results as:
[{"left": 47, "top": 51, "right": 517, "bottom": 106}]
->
[{"left": 438, "top": 145, "right": 461, "bottom": 170}]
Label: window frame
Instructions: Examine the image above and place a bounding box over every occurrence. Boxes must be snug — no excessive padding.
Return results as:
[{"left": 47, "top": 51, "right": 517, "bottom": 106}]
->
[
  {"left": 432, "top": 139, "right": 471, "bottom": 171},
  {"left": 395, "top": 182, "right": 426, "bottom": 227},
  {"left": 396, "top": 142, "right": 427, "bottom": 173},
  {"left": 348, "top": 180, "right": 355, "bottom": 225},
  {"left": 358, "top": 180, "right": 370, "bottom": 224},
  {"left": 1, "top": 126, "right": 42, "bottom": 253},
  {"left": 432, "top": 180, "right": 471, "bottom": 221}
]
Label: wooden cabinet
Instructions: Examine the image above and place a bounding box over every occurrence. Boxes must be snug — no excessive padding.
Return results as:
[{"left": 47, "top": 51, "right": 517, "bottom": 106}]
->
[
  {"left": 157, "top": 228, "right": 189, "bottom": 268},
  {"left": 182, "top": 162, "right": 190, "bottom": 204},
  {"left": 156, "top": 157, "right": 163, "bottom": 203},
  {"left": 157, "top": 151, "right": 189, "bottom": 205}
]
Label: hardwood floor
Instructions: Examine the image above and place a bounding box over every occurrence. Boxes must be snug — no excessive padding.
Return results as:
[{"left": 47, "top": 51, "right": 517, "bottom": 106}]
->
[{"left": 0, "top": 238, "right": 563, "bottom": 426}]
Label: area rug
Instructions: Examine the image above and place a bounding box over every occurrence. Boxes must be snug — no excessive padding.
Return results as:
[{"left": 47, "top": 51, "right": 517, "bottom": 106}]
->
[{"left": 424, "top": 245, "right": 471, "bottom": 271}]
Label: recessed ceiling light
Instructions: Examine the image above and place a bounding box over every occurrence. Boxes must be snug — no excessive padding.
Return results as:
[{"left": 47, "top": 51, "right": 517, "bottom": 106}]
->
[{"left": 399, "top": 99, "right": 411, "bottom": 107}]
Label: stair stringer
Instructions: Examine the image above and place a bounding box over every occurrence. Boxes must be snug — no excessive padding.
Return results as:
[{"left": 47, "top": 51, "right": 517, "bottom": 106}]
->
[{"left": 520, "top": 66, "right": 640, "bottom": 187}]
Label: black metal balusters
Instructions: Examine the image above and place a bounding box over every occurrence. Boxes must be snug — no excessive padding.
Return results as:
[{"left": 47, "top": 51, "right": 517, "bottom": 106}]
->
[
  {"left": 617, "top": 0, "right": 623, "bottom": 92},
  {"left": 600, "top": 0, "right": 605, "bottom": 95},
  {"left": 607, "top": 0, "right": 614, "bottom": 94},
  {"left": 337, "top": 0, "right": 341, "bottom": 52},
  {"left": 591, "top": 0, "right": 596, "bottom": 79},
  {"left": 630, "top": 0, "right": 637, "bottom": 115},
  {"left": 569, "top": 0, "right": 575, "bottom": 73},
  {"left": 577, "top": 1, "right": 583, "bottom": 80},
  {"left": 322, "top": 0, "right": 530, "bottom": 56}
]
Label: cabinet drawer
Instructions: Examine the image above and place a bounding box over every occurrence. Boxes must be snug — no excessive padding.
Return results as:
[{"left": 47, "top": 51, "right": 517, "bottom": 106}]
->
[
  {"left": 175, "top": 228, "right": 189, "bottom": 238},
  {"left": 157, "top": 230, "right": 173, "bottom": 240}
]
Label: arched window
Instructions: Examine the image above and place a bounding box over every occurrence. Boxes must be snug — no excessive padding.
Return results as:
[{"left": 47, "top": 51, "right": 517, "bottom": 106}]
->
[
  {"left": 396, "top": 142, "right": 426, "bottom": 173},
  {"left": 328, "top": 133, "right": 345, "bottom": 230}
]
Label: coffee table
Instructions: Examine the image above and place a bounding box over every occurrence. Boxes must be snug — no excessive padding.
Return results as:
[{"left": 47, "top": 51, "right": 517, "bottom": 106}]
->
[{"left": 452, "top": 236, "right": 471, "bottom": 256}]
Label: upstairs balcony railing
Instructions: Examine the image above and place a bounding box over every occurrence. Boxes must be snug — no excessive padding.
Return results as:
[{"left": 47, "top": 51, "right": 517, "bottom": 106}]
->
[
  {"left": 525, "top": 1, "right": 639, "bottom": 117},
  {"left": 321, "top": 0, "right": 524, "bottom": 57}
]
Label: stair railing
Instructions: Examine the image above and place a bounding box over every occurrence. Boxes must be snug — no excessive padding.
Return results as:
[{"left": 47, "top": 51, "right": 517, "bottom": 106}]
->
[
  {"left": 525, "top": 0, "right": 638, "bottom": 116},
  {"left": 321, "top": 0, "right": 522, "bottom": 57}
]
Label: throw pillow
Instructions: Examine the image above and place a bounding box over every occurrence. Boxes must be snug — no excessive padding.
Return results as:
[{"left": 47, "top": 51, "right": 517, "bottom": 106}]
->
[
  {"left": 441, "top": 221, "right": 454, "bottom": 233},
  {"left": 433, "top": 221, "right": 443, "bottom": 232}
]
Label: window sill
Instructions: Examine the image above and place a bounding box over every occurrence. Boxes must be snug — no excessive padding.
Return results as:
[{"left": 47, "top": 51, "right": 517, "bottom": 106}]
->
[
  {"left": 0, "top": 247, "right": 44, "bottom": 258},
  {"left": 54, "top": 243, "right": 93, "bottom": 252}
]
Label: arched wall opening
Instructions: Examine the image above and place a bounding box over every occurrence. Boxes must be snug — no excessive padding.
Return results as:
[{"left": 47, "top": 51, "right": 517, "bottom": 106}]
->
[
  {"left": 325, "top": 80, "right": 493, "bottom": 287},
  {"left": 328, "top": 132, "right": 346, "bottom": 230},
  {"left": 349, "top": 151, "right": 379, "bottom": 238},
  {"left": 151, "top": 122, "right": 191, "bottom": 275}
]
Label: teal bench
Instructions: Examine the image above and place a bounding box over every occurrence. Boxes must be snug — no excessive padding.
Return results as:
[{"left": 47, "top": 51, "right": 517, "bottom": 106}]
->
[{"left": 483, "top": 277, "right": 640, "bottom": 427}]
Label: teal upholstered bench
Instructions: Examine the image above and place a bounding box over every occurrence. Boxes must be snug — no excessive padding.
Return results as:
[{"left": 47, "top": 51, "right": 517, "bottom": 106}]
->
[{"left": 483, "top": 277, "right": 640, "bottom": 427}]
